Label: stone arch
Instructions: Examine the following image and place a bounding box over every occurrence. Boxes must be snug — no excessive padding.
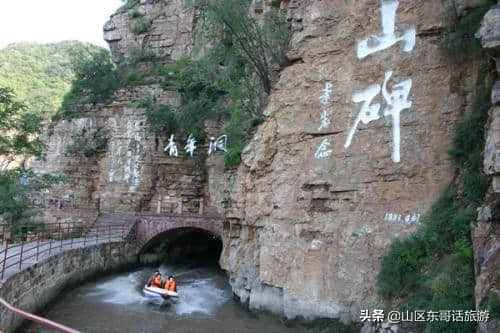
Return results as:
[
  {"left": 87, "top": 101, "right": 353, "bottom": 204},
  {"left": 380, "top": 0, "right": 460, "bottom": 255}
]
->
[
  {"left": 139, "top": 226, "right": 222, "bottom": 254},
  {"left": 136, "top": 215, "right": 223, "bottom": 253}
]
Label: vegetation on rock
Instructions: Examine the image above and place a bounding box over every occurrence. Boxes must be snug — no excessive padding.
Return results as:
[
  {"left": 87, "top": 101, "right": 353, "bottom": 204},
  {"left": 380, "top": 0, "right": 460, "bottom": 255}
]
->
[
  {"left": 188, "top": 0, "right": 291, "bottom": 94},
  {"left": 441, "top": 0, "right": 495, "bottom": 61},
  {"left": 57, "top": 0, "right": 290, "bottom": 166},
  {"left": 139, "top": 0, "right": 291, "bottom": 166},
  {"left": 54, "top": 46, "right": 119, "bottom": 120},
  {"left": 55, "top": 48, "right": 162, "bottom": 121},
  {"left": 377, "top": 4, "right": 500, "bottom": 330},
  {"left": 378, "top": 58, "right": 495, "bottom": 333},
  {"left": 129, "top": 17, "right": 153, "bottom": 34},
  {"left": 64, "top": 126, "right": 110, "bottom": 158},
  {"left": 116, "top": 0, "right": 140, "bottom": 14}
]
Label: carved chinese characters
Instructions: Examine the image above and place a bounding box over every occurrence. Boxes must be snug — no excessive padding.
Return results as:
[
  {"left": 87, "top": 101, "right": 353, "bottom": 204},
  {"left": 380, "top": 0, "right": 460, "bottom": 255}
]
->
[
  {"left": 315, "top": 82, "right": 334, "bottom": 160},
  {"left": 209, "top": 135, "right": 228, "bottom": 155},
  {"left": 315, "top": 139, "right": 333, "bottom": 159},
  {"left": 162, "top": 133, "right": 228, "bottom": 158},
  {"left": 164, "top": 134, "right": 178, "bottom": 157},
  {"left": 356, "top": 0, "right": 415, "bottom": 59},
  {"left": 345, "top": 71, "right": 412, "bottom": 163},
  {"left": 319, "top": 82, "right": 333, "bottom": 130},
  {"left": 184, "top": 134, "right": 197, "bottom": 157},
  {"left": 315, "top": 0, "right": 415, "bottom": 164}
]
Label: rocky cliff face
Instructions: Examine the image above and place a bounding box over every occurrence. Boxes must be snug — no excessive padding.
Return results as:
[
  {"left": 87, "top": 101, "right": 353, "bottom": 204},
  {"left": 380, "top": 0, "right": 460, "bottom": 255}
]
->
[
  {"left": 219, "top": 0, "right": 484, "bottom": 322},
  {"left": 32, "top": 0, "right": 499, "bottom": 327},
  {"left": 32, "top": 86, "right": 205, "bottom": 213},
  {"left": 474, "top": 5, "right": 500, "bottom": 332},
  {"left": 104, "top": 0, "right": 197, "bottom": 63},
  {"left": 31, "top": 0, "right": 226, "bottom": 217}
]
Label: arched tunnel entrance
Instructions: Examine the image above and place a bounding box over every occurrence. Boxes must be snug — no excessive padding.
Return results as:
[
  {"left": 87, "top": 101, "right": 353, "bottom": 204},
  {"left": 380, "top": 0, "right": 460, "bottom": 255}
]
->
[{"left": 139, "top": 227, "right": 223, "bottom": 266}]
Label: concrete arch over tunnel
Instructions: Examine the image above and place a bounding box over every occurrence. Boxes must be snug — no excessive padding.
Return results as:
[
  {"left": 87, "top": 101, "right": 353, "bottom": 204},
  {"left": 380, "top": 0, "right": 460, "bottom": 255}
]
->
[{"left": 136, "top": 214, "right": 224, "bottom": 265}]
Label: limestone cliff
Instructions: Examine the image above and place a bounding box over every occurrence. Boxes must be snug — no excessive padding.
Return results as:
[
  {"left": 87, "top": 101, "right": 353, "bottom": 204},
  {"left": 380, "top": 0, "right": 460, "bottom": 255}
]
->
[
  {"left": 219, "top": 0, "right": 486, "bottom": 322},
  {"left": 474, "top": 5, "right": 500, "bottom": 332},
  {"left": 104, "top": 0, "right": 197, "bottom": 63},
  {"left": 31, "top": 0, "right": 225, "bottom": 218},
  {"left": 30, "top": 0, "right": 500, "bottom": 327}
]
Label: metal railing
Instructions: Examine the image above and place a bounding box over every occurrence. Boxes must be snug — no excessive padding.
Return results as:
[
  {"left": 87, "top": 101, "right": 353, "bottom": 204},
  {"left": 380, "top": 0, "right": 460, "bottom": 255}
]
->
[
  {"left": 0, "top": 221, "right": 135, "bottom": 280},
  {"left": 0, "top": 296, "right": 81, "bottom": 333}
]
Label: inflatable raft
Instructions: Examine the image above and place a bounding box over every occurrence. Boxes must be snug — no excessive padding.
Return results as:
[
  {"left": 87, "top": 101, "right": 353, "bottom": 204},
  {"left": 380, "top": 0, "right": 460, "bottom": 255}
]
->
[{"left": 143, "top": 285, "right": 179, "bottom": 299}]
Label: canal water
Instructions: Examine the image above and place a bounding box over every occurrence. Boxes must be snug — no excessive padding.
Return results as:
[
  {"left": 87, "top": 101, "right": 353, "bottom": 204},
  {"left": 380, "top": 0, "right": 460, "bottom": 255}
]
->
[{"left": 27, "top": 263, "right": 307, "bottom": 333}]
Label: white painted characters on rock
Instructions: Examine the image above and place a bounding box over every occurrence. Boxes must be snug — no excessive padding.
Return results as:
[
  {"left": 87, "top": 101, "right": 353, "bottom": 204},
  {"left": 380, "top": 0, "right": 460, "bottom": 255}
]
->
[
  {"left": 108, "top": 119, "right": 142, "bottom": 186},
  {"left": 164, "top": 134, "right": 178, "bottom": 157},
  {"left": 319, "top": 109, "right": 331, "bottom": 131},
  {"left": 208, "top": 135, "right": 227, "bottom": 155},
  {"left": 344, "top": 71, "right": 412, "bottom": 163},
  {"left": 318, "top": 82, "right": 333, "bottom": 131},
  {"left": 384, "top": 212, "right": 421, "bottom": 225},
  {"left": 108, "top": 140, "right": 116, "bottom": 182},
  {"left": 184, "top": 134, "right": 197, "bottom": 157},
  {"left": 356, "top": 0, "right": 416, "bottom": 59},
  {"left": 344, "top": 84, "right": 381, "bottom": 149},
  {"left": 124, "top": 120, "right": 133, "bottom": 182},
  {"left": 381, "top": 70, "right": 412, "bottom": 163},
  {"left": 132, "top": 121, "right": 142, "bottom": 187},
  {"left": 320, "top": 82, "right": 333, "bottom": 105},
  {"left": 315, "top": 138, "right": 333, "bottom": 159}
]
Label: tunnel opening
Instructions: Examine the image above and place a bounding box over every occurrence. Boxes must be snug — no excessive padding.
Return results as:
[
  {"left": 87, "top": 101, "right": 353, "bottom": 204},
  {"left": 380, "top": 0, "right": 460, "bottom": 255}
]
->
[{"left": 139, "top": 227, "right": 223, "bottom": 267}]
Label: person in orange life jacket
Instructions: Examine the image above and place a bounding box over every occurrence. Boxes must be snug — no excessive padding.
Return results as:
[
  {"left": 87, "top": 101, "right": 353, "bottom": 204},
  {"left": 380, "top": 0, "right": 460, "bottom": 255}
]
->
[
  {"left": 164, "top": 276, "right": 177, "bottom": 292},
  {"left": 148, "top": 271, "right": 163, "bottom": 288},
  {"left": 146, "top": 271, "right": 157, "bottom": 287}
]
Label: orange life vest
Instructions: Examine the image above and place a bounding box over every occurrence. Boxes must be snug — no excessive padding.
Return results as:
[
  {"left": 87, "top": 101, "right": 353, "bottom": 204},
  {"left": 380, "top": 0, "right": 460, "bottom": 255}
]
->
[
  {"left": 152, "top": 275, "right": 163, "bottom": 288},
  {"left": 165, "top": 279, "right": 177, "bottom": 292}
]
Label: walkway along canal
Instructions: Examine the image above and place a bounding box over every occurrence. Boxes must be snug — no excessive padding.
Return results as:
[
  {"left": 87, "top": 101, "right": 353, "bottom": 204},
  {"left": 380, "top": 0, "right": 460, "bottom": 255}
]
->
[
  {"left": 0, "top": 212, "right": 307, "bottom": 332},
  {"left": 0, "top": 213, "right": 138, "bottom": 332}
]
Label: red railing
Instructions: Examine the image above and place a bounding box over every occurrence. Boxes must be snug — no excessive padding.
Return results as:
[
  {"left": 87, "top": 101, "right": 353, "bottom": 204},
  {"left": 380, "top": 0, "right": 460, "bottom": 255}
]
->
[
  {"left": 0, "top": 221, "right": 135, "bottom": 280},
  {"left": 0, "top": 296, "right": 81, "bottom": 333}
]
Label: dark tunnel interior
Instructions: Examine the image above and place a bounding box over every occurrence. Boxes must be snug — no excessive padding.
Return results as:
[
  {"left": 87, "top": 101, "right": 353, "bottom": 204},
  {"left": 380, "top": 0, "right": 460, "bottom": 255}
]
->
[{"left": 140, "top": 228, "right": 223, "bottom": 266}]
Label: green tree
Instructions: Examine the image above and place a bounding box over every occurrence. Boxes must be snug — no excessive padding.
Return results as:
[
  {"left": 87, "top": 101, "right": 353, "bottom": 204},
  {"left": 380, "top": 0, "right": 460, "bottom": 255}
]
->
[
  {"left": 59, "top": 46, "right": 118, "bottom": 115},
  {"left": 0, "top": 87, "right": 44, "bottom": 159},
  {"left": 0, "top": 170, "right": 37, "bottom": 232},
  {"left": 0, "top": 41, "right": 102, "bottom": 118},
  {"left": 0, "top": 87, "right": 62, "bottom": 233},
  {"left": 189, "top": 0, "right": 291, "bottom": 94},
  {"left": 0, "top": 169, "right": 64, "bottom": 236},
  {"left": 139, "top": 1, "right": 290, "bottom": 166},
  {"left": 64, "top": 126, "right": 110, "bottom": 158}
]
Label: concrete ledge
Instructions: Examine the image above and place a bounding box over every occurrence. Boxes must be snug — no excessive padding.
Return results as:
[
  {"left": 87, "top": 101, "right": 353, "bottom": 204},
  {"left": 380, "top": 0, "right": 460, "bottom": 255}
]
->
[{"left": 0, "top": 242, "right": 137, "bottom": 333}]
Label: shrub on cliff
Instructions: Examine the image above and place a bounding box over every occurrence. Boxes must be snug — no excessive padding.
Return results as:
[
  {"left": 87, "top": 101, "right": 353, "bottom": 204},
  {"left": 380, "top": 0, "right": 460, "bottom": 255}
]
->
[
  {"left": 222, "top": 107, "right": 253, "bottom": 167},
  {"left": 129, "top": 17, "right": 153, "bottom": 34},
  {"left": 64, "top": 126, "right": 110, "bottom": 158},
  {"left": 141, "top": 47, "right": 267, "bottom": 162},
  {"left": 143, "top": 103, "right": 181, "bottom": 135},
  {"left": 141, "top": 0, "right": 291, "bottom": 165},
  {"left": 116, "top": 0, "right": 139, "bottom": 14},
  {"left": 187, "top": 0, "right": 291, "bottom": 94},
  {"left": 441, "top": 0, "right": 495, "bottom": 60},
  {"left": 55, "top": 47, "right": 118, "bottom": 120}
]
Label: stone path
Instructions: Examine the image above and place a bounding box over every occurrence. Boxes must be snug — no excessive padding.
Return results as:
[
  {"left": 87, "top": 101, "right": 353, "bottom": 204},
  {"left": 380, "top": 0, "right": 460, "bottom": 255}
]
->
[{"left": 0, "top": 229, "right": 126, "bottom": 283}]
